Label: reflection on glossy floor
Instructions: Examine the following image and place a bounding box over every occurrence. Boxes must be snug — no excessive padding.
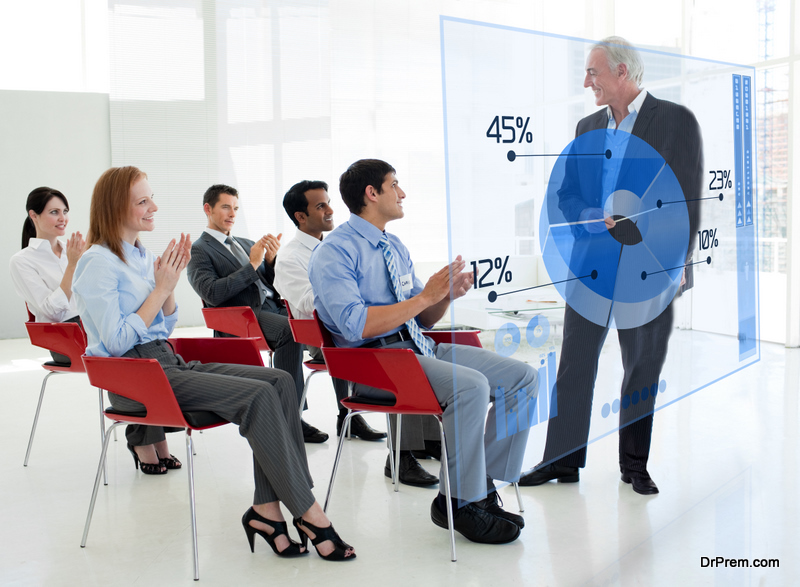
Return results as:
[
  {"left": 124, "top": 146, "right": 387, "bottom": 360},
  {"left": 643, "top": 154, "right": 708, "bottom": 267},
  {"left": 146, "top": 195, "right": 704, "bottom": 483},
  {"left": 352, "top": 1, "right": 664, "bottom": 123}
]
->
[{"left": 0, "top": 326, "right": 796, "bottom": 586}]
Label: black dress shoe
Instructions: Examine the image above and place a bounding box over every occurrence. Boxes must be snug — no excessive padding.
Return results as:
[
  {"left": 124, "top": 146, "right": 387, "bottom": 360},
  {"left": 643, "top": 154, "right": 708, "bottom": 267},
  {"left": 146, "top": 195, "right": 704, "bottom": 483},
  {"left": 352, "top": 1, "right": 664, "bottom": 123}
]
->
[
  {"left": 301, "top": 420, "right": 329, "bottom": 444},
  {"left": 384, "top": 453, "right": 438, "bottom": 487},
  {"left": 430, "top": 498, "right": 520, "bottom": 544},
  {"left": 475, "top": 491, "right": 525, "bottom": 528},
  {"left": 411, "top": 440, "right": 441, "bottom": 461},
  {"left": 518, "top": 462, "right": 580, "bottom": 486},
  {"left": 337, "top": 414, "right": 387, "bottom": 441},
  {"left": 621, "top": 471, "right": 659, "bottom": 495}
]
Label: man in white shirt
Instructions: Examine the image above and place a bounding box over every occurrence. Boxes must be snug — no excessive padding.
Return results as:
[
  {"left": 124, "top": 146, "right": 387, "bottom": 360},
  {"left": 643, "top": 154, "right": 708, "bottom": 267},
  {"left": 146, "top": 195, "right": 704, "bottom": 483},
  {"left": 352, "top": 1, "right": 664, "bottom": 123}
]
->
[{"left": 274, "top": 180, "right": 387, "bottom": 443}]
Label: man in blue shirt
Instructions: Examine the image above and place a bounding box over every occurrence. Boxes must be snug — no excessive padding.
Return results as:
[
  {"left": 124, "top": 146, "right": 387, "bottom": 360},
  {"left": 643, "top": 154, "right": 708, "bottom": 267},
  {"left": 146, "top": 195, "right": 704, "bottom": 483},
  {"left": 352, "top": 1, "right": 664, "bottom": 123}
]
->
[{"left": 309, "top": 159, "right": 538, "bottom": 544}]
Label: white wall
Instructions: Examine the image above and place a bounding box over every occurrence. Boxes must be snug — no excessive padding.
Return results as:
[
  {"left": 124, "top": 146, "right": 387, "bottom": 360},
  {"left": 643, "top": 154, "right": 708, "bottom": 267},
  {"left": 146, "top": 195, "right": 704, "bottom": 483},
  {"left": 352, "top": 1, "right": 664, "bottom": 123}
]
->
[{"left": 0, "top": 90, "right": 111, "bottom": 339}]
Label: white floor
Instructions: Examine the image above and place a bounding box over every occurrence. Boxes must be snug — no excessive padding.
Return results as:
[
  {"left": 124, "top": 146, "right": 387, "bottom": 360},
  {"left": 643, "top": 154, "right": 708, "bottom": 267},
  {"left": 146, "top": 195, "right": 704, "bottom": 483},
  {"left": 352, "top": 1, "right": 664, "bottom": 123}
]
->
[{"left": 0, "top": 326, "right": 797, "bottom": 587}]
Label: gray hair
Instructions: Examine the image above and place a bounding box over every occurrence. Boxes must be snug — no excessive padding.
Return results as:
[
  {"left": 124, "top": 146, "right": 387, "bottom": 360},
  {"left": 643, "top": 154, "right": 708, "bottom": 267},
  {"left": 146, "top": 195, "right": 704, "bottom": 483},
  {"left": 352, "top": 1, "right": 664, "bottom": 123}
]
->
[{"left": 592, "top": 36, "right": 644, "bottom": 86}]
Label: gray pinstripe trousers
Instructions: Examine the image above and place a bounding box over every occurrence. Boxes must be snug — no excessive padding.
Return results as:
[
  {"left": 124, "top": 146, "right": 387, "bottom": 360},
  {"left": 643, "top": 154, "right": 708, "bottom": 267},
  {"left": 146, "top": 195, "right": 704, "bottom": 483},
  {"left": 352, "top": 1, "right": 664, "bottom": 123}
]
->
[{"left": 111, "top": 340, "right": 316, "bottom": 515}]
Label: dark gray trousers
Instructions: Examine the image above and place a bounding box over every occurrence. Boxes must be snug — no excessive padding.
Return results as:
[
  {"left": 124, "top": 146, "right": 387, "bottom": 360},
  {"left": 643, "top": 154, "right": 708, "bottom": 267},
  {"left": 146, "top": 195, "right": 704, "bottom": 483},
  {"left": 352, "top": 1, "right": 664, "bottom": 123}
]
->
[{"left": 109, "top": 340, "right": 316, "bottom": 514}]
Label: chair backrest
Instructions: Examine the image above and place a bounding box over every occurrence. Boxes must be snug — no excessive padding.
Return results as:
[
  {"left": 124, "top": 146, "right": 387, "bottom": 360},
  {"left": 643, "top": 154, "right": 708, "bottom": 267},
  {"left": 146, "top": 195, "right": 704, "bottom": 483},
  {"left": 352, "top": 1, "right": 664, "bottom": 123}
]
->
[
  {"left": 423, "top": 330, "right": 483, "bottom": 348},
  {"left": 169, "top": 336, "right": 264, "bottom": 366},
  {"left": 201, "top": 306, "right": 270, "bottom": 352},
  {"left": 285, "top": 304, "right": 326, "bottom": 348},
  {"left": 313, "top": 312, "right": 441, "bottom": 414},
  {"left": 82, "top": 355, "right": 190, "bottom": 428},
  {"left": 82, "top": 337, "right": 265, "bottom": 429},
  {"left": 25, "top": 321, "right": 88, "bottom": 372}
]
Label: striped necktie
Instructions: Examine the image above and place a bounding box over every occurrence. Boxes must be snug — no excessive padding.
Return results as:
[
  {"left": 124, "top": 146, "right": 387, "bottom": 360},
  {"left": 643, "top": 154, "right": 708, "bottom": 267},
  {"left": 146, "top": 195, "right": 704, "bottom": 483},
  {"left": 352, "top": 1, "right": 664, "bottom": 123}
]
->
[{"left": 378, "top": 233, "right": 434, "bottom": 358}]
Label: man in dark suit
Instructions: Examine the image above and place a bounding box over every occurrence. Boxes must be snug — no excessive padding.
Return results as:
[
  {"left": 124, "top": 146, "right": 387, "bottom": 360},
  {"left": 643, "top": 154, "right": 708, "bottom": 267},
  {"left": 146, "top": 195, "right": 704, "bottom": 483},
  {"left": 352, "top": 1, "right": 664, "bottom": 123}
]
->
[
  {"left": 187, "top": 184, "right": 328, "bottom": 443},
  {"left": 520, "top": 37, "right": 702, "bottom": 494}
]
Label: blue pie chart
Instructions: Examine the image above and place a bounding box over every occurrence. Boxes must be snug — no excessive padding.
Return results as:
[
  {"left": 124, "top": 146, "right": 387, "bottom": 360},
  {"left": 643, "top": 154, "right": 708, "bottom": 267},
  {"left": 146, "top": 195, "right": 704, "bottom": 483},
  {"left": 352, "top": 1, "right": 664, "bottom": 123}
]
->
[{"left": 539, "top": 129, "right": 690, "bottom": 329}]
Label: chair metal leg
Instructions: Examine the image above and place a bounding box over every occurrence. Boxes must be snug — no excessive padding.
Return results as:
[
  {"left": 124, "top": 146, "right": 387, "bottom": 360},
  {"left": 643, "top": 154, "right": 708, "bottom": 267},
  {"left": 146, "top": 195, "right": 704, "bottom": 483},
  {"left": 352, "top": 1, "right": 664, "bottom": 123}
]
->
[
  {"left": 437, "top": 418, "right": 457, "bottom": 562},
  {"left": 385, "top": 414, "right": 396, "bottom": 484},
  {"left": 24, "top": 371, "right": 57, "bottom": 466},
  {"left": 186, "top": 431, "right": 200, "bottom": 581},
  {"left": 297, "top": 370, "right": 325, "bottom": 417},
  {"left": 81, "top": 422, "right": 123, "bottom": 548},
  {"left": 345, "top": 382, "right": 354, "bottom": 439},
  {"left": 513, "top": 482, "right": 524, "bottom": 512},
  {"left": 324, "top": 411, "right": 355, "bottom": 513},
  {"left": 393, "top": 414, "right": 402, "bottom": 492},
  {"left": 97, "top": 388, "right": 108, "bottom": 486}
]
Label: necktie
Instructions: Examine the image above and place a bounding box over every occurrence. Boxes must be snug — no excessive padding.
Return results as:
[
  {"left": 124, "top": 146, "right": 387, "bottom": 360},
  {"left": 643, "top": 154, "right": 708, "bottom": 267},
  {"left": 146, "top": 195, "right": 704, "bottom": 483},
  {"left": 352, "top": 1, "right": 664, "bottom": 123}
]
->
[
  {"left": 225, "top": 236, "right": 271, "bottom": 303},
  {"left": 378, "top": 233, "right": 434, "bottom": 358}
]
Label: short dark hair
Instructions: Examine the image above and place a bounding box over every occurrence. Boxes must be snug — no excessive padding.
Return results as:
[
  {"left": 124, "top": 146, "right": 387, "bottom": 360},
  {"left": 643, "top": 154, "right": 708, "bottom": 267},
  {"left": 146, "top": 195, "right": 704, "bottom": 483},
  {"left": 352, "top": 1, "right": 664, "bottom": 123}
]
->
[
  {"left": 23, "top": 187, "right": 70, "bottom": 249},
  {"left": 283, "top": 180, "right": 329, "bottom": 227},
  {"left": 338, "top": 159, "right": 395, "bottom": 214},
  {"left": 203, "top": 184, "right": 238, "bottom": 208}
]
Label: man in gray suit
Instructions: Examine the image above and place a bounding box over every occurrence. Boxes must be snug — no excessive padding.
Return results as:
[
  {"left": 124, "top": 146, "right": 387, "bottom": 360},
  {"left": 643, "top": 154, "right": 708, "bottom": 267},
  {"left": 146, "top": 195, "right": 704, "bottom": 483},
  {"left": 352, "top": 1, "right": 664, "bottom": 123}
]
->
[
  {"left": 187, "top": 184, "right": 328, "bottom": 443},
  {"left": 519, "top": 37, "right": 703, "bottom": 494}
]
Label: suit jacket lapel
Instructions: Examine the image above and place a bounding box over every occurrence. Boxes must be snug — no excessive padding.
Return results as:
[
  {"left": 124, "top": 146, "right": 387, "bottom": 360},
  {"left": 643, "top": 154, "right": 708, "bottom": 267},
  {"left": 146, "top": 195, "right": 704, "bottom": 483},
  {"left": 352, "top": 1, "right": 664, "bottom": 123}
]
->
[{"left": 202, "top": 231, "right": 240, "bottom": 267}]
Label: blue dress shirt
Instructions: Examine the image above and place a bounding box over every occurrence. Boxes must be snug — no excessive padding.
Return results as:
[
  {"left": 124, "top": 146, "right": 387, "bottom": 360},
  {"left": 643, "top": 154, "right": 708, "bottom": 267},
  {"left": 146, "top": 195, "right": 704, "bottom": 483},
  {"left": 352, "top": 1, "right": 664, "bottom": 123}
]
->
[
  {"left": 308, "top": 214, "right": 427, "bottom": 348},
  {"left": 73, "top": 241, "right": 178, "bottom": 357}
]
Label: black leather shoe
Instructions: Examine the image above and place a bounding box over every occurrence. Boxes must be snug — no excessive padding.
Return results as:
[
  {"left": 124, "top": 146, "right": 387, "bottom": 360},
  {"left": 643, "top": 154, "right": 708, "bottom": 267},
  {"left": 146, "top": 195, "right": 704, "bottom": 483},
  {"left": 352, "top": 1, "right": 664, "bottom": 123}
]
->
[
  {"left": 518, "top": 462, "right": 579, "bottom": 486},
  {"left": 337, "top": 414, "right": 387, "bottom": 441},
  {"left": 475, "top": 491, "right": 524, "bottom": 528},
  {"left": 411, "top": 440, "right": 441, "bottom": 461},
  {"left": 301, "top": 420, "right": 328, "bottom": 444},
  {"left": 430, "top": 498, "right": 520, "bottom": 544},
  {"left": 621, "top": 471, "right": 659, "bottom": 495},
  {"left": 384, "top": 453, "right": 438, "bottom": 486}
]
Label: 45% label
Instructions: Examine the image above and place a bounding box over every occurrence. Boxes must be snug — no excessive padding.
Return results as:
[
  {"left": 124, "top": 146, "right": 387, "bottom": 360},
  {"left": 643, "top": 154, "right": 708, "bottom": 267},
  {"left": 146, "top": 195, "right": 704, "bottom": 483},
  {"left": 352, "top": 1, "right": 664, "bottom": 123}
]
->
[{"left": 486, "top": 116, "right": 533, "bottom": 144}]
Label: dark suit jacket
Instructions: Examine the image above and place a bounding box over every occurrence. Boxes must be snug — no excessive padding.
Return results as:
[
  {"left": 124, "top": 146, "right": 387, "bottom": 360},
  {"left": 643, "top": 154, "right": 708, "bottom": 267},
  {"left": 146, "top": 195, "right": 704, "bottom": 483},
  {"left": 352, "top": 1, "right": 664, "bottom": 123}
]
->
[
  {"left": 187, "top": 231, "right": 280, "bottom": 309},
  {"left": 557, "top": 92, "right": 703, "bottom": 292}
]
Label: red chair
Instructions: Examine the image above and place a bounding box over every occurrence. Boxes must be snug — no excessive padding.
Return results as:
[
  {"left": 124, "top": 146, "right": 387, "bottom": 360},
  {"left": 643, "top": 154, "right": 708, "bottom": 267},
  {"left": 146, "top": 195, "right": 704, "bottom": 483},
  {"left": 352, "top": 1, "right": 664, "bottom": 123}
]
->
[
  {"left": 314, "top": 313, "right": 483, "bottom": 561},
  {"left": 23, "top": 313, "right": 109, "bottom": 477},
  {"left": 284, "top": 303, "right": 333, "bottom": 416},
  {"left": 80, "top": 337, "right": 263, "bottom": 581},
  {"left": 201, "top": 305, "right": 274, "bottom": 367}
]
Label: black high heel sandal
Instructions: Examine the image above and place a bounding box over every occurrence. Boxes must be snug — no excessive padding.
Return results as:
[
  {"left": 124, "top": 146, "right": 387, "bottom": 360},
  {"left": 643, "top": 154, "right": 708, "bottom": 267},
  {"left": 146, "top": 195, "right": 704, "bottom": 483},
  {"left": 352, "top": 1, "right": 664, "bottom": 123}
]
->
[
  {"left": 292, "top": 517, "right": 356, "bottom": 561},
  {"left": 127, "top": 443, "right": 166, "bottom": 475},
  {"left": 159, "top": 454, "right": 182, "bottom": 470},
  {"left": 242, "top": 507, "right": 307, "bottom": 557}
]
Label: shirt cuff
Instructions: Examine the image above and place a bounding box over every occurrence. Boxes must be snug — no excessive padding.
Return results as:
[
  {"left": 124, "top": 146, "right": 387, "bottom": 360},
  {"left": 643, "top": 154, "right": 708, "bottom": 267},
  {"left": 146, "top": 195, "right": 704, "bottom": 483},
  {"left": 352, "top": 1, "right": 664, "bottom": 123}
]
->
[{"left": 124, "top": 312, "right": 148, "bottom": 338}]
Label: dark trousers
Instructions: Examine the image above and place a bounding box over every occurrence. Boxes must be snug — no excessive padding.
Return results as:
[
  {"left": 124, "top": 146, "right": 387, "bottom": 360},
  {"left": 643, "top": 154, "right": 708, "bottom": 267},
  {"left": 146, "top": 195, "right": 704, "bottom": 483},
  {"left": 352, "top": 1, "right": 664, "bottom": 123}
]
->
[
  {"left": 543, "top": 302, "right": 674, "bottom": 474},
  {"left": 111, "top": 340, "right": 315, "bottom": 513},
  {"left": 255, "top": 299, "right": 305, "bottom": 408}
]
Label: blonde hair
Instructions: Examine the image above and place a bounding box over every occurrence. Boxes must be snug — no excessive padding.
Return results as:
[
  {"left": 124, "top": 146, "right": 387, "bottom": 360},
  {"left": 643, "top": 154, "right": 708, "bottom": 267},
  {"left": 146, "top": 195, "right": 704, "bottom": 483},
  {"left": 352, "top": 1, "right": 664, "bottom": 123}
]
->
[{"left": 87, "top": 166, "right": 147, "bottom": 262}]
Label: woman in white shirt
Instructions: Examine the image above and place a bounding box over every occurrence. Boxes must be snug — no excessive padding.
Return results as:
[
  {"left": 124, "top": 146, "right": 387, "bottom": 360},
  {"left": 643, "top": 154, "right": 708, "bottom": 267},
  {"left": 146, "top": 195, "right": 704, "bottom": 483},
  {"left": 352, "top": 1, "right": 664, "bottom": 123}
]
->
[
  {"left": 10, "top": 187, "right": 84, "bottom": 327},
  {"left": 10, "top": 187, "right": 179, "bottom": 475}
]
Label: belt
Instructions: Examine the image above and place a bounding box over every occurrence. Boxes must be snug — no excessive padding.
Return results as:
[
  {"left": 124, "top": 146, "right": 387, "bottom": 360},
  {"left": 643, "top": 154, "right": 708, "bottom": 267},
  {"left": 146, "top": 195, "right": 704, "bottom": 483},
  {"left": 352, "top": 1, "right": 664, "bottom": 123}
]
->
[{"left": 360, "top": 329, "right": 413, "bottom": 349}]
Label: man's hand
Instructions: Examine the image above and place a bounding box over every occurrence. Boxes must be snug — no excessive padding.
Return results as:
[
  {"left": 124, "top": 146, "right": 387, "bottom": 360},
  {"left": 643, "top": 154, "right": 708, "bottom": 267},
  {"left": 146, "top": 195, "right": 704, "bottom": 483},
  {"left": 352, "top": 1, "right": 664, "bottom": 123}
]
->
[
  {"left": 450, "top": 257, "right": 474, "bottom": 300},
  {"left": 249, "top": 237, "right": 267, "bottom": 270},
  {"left": 580, "top": 207, "right": 616, "bottom": 233},
  {"left": 264, "top": 233, "right": 282, "bottom": 265},
  {"left": 421, "top": 256, "right": 469, "bottom": 305}
]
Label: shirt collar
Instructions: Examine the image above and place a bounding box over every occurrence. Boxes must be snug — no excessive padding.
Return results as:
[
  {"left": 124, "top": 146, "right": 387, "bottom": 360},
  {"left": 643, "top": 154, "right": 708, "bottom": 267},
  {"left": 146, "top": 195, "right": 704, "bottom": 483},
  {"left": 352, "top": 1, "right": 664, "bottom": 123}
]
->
[
  {"left": 294, "top": 229, "right": 324, "bottom": 251},
  {"left": 348, "top": 214, "right": 384, "bottom": 247},
  {"left": 606, "top": 89, "right": 648, "bottom": 122},
  {"left": 122, "top": 239, "right": 147, "bottom": 260},
  {"left": 28, "top": 237, "right": 67, "bottom": 249},
  {"left": 204, "top": 227, "right": 231, "bottom": 245}
]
